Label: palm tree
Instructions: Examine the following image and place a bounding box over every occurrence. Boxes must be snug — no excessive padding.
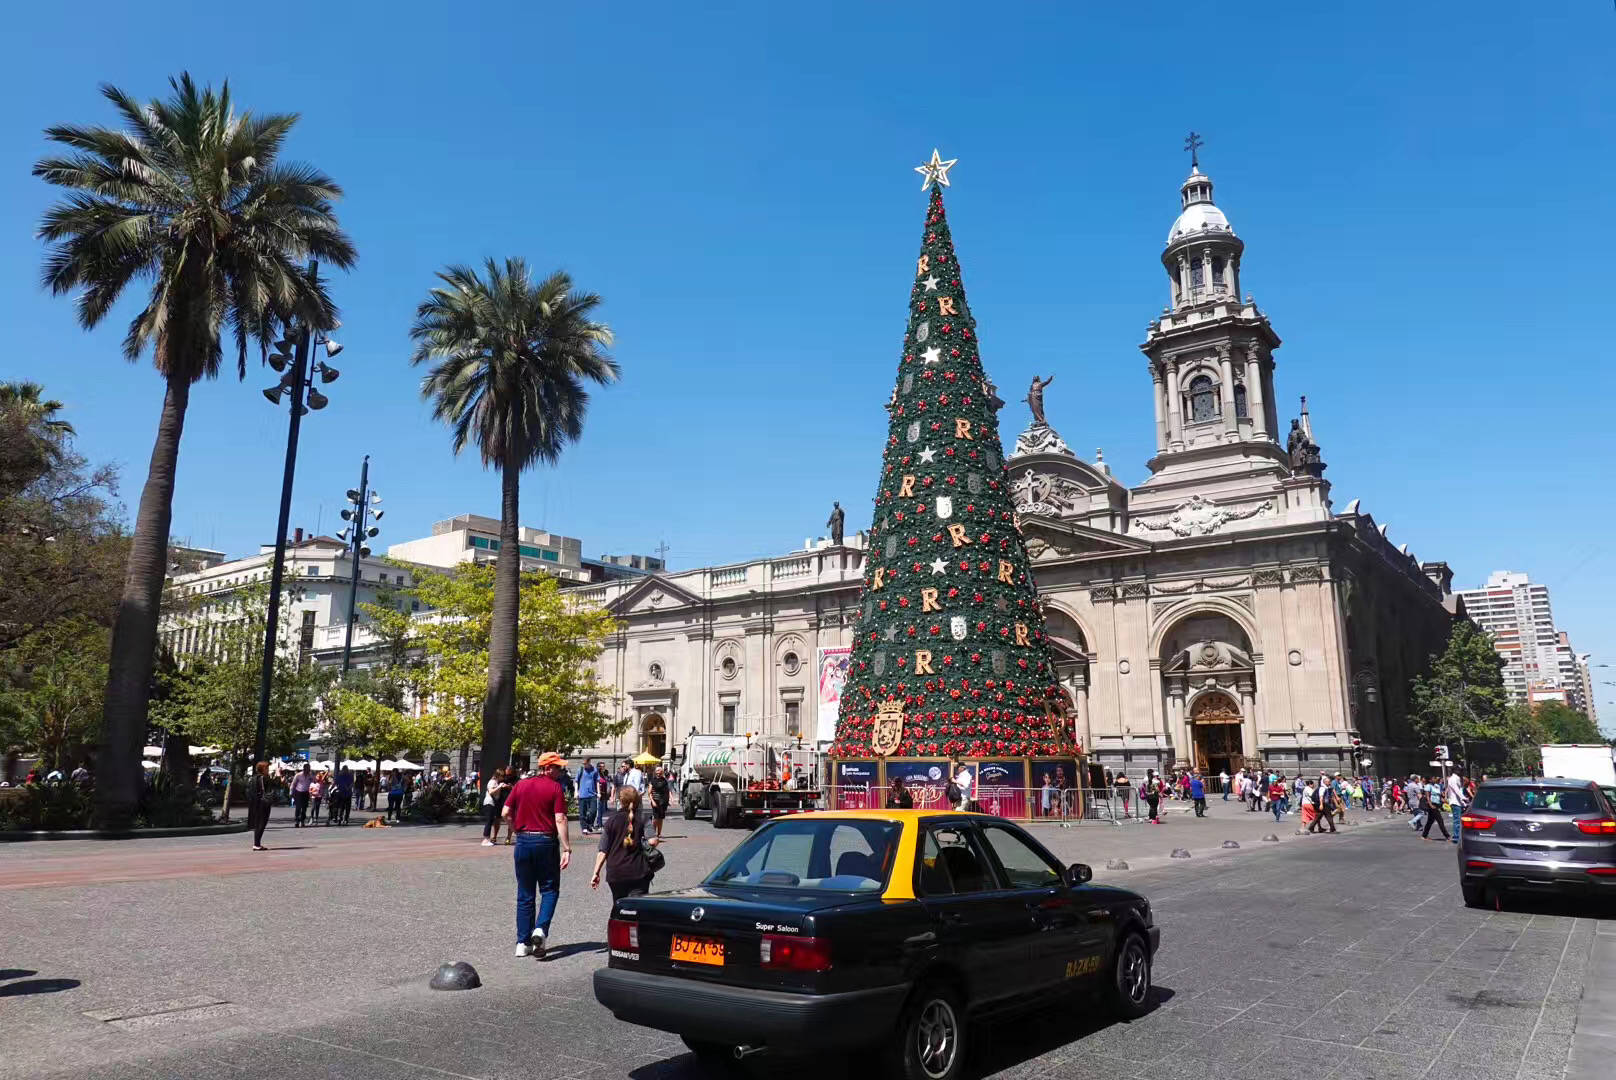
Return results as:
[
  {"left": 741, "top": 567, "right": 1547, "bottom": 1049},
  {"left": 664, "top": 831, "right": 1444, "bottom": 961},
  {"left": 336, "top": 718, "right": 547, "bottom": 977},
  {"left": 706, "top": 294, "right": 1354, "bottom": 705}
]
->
[
  {"left": 0, "top": 382, "right": 76, "bottom": 439},
  {"left": 34, "top": 74, "right": 356, "bottom": 826},
  {"left": 410, "top": 259, "right": 616, "bottom": 777},
  {"left": 0, "top": 381, "right": 75, "bottom": 494}
]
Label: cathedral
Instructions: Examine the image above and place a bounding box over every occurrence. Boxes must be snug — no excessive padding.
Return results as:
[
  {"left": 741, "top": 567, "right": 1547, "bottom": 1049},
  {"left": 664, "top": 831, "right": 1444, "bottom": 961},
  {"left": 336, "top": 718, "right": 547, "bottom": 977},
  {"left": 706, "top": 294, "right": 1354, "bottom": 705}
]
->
[{"left": 577, "top": 159, "right": 1460, "bottom": 779}]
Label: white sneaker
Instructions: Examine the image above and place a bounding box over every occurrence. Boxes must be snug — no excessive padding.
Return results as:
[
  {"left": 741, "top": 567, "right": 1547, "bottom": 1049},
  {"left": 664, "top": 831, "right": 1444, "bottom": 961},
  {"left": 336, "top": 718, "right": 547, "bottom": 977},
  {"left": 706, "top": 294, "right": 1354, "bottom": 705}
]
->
[
  {"left": 514, "top": 943, "right": 532, "bottom": 957},
  {"left": 529, "top": 928, "right": 546, "bottom": 959},
  {"left": 481, "top": 839, "right": 494, "bottom": 847}
]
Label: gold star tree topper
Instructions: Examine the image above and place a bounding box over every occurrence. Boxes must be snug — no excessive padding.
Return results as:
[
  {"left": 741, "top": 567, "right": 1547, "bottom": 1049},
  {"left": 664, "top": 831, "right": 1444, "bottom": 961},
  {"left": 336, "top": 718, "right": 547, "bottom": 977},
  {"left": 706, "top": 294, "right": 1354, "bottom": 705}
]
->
[{"left": 915, "top": 148, "right": 958, "bottom": 190}]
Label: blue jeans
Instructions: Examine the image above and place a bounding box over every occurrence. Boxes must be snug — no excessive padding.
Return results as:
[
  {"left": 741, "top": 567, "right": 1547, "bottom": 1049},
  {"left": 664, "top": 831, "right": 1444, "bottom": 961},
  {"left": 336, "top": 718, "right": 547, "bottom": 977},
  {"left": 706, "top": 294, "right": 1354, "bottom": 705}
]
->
[
  {"left": 1451, "top": 805, "right": 1463, "bottom": 841},
  {"left": 596, "top": 797, "right": 610, "bottom": 829},
  {"left": 1272, "top": 800, "right": 1284, "bottom": 822},
  {"left": 577, "top": 796, "right": 597, "bottom": 831},
  {"left": 1222, "top": 788, "right": 1230, "bottom": 801},
  {"left": 514, "top": 833, "right": 561, "bottom": 944}
]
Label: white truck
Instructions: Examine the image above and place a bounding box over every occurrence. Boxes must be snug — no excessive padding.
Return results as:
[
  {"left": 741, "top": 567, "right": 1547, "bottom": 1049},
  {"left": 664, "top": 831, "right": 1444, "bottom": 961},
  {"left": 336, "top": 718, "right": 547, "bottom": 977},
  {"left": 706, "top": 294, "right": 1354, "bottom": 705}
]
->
[
  {"left": 678, "top": 733, "right": 821, "bottom": 829},
  {"left": 1539, "top": 744, "right": 1616, "bottom": 789}
]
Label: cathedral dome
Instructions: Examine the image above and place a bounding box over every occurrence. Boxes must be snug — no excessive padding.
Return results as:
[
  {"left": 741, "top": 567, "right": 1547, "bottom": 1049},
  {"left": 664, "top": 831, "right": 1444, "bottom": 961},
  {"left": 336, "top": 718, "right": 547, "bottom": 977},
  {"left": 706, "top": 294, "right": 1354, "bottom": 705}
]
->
[
  {"left": 1167, "top": 166, "right": 1236, "bottom": 244},
  {"left": 1168, "top": 201, "right": 1231, "bottom": 243}
]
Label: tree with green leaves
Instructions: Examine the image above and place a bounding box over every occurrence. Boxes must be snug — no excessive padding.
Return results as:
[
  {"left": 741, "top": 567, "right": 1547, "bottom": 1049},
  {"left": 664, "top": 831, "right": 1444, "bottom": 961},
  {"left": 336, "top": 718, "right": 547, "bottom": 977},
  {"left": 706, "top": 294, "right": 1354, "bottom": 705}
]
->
[
  {"left": 1409, "top": 620, "right": 1515, "bottom": 769},
  {"left": 0, "top": 381, "right": 76, "bottom": 494},
  {"left": 384, "top": 561, "right": 625, "bottom": 756},
  {"left": 34, "top": 73, "right": 356, "bottom": 826},
  {"left": 0, "top": 618, "right": 108, "bottom": 771},
  {"left": 410, "top": 259, "right": 617, "bottom": 774},
  {"left": 1530, "top": 700, "right": 1603, "bottom": 745}
]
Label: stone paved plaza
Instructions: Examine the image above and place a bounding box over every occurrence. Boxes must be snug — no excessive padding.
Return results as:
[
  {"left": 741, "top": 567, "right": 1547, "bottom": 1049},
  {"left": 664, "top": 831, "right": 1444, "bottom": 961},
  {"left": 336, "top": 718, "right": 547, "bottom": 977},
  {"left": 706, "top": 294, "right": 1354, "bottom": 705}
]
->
[{"left": 3, "top": 805, "right": 1612, "bottom": 1080}]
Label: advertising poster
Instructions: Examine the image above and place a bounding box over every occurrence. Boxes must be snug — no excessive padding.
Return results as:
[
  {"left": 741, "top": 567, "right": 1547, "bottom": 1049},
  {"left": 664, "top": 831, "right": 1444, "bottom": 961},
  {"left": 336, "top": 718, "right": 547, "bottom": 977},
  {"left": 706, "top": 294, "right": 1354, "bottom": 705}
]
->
[
  {"left": 815, "top": 646, "right": 852, "bottom": 743},
  {"left": 886, "top": 761, "right": 952, "bottom": 810},
  {"left": 1027, "top": 758, "right": 1083, "bottom": 819},
  {"left": 833, "top": 761, "right": 877, "bottom": 810},
  {"left": 974, "top": 760, "right": 1028, "bottom": 819}
]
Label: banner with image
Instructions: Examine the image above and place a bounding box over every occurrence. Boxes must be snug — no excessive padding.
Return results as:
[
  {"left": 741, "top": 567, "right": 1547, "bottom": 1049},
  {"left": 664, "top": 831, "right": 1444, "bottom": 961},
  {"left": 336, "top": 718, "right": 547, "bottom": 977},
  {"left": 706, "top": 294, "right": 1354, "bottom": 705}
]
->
[
  {"left": 833, "top": 761, "right": 878, "bottom": 810},
  {"left": 886, "top": 761, "right": 952, "bottom": 810},
  {"left": 974, "top": 759, "right": 1028, "bottom": 819},
  {"left": 815, "top": 646, "right": 852, "bottom": 743}
]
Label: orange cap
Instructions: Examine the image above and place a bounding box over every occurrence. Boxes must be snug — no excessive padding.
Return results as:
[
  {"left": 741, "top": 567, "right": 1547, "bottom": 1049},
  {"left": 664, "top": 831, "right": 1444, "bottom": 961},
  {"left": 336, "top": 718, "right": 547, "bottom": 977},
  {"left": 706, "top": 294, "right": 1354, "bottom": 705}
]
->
[{"left": 536, "top": 751, "right": 566, "bottom": 769}]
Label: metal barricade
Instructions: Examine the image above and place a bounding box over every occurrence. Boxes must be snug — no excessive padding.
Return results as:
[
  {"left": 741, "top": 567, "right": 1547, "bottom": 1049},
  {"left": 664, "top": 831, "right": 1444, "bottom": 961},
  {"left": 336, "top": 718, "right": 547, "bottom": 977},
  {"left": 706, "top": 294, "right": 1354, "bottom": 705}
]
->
[{"left": 827, "top": 783, "right": 1148, "bottom": 825}]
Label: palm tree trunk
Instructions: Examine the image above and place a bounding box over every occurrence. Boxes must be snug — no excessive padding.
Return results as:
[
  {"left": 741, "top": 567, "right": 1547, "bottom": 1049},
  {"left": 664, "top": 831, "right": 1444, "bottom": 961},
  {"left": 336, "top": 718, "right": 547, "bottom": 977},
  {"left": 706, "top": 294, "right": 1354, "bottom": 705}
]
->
[
  {"left": 96, "top": 374, "right": 189, "bottom": 827},
  {"left": 480, "top": 453, "right": 520, "bottom": 778}
]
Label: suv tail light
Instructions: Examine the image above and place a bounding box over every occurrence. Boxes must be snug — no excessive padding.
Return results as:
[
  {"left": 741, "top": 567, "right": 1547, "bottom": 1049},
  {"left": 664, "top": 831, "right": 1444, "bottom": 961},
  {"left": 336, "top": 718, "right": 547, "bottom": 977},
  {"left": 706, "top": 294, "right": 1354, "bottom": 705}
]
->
[
  {"left": 1574, "top": 818, "right": 1616, "bottom": 836},
  {"left": 607, "top": 918, "right": 639, "bottom": 950},
  {"left": 1459, "top": 813, "right": 1497, "bottom": 830},
  {"left": 759, "top": 935, "right": 832, "bottom": 972},
  {"left": 1587, "top": 867, "right": 1616, "bottom": 877}
]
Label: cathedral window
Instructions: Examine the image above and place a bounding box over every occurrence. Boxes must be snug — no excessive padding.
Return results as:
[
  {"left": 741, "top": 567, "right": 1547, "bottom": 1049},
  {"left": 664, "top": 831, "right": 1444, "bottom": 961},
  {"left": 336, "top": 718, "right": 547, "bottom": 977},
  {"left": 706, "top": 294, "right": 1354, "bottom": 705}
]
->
[
  {"left": 1190, "top": 257, "right": 1204, "bottom": 287},
  {"left": 1212, "top": 257, "right": 1225, "bottom": 286},
  {"left": 1189, "top": 375, "right": 1218, "bottom": 422},
  {"left": 1234, "top": 382, "right": 1249, "bottom": 418}
]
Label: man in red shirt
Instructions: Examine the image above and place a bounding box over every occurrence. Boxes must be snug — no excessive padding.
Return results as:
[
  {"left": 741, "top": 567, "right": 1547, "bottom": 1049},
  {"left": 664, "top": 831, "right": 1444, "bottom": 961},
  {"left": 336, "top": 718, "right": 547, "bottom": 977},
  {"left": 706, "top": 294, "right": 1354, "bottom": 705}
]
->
[{"left": 502, "top": 751, "right": 572, "bottom": 958}]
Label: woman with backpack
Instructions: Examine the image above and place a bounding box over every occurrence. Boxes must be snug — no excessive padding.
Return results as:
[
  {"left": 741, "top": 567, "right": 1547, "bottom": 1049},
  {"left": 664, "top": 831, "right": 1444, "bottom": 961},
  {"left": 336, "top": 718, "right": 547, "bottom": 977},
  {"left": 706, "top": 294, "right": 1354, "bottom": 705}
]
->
[{"left": 591, "top": 786, "right": 662, "bottom": 900}]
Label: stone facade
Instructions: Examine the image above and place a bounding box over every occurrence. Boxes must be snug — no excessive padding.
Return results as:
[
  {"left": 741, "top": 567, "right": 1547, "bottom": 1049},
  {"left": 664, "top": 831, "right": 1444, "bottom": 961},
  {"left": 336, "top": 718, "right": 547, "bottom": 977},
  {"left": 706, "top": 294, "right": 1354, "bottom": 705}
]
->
[{"left": 580, "top": 161, "right": 1462, "bottom": 778}]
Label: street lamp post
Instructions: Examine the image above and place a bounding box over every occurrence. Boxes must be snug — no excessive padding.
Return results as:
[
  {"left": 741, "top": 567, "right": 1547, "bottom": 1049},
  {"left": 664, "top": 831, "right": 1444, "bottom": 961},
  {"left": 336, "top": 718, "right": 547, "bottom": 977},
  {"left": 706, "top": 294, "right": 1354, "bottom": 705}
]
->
[
  {"left": 251, "top": 265, "right": 343, "bottom": 767},
  {"left": 337, "top": 456, "right": 382, "bottom": 678}
]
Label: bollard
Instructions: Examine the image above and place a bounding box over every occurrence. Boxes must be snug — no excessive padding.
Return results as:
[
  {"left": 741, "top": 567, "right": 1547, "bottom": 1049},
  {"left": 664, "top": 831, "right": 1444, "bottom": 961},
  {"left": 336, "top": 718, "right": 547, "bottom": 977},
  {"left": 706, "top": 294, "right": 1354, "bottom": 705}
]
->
[
  {"left": 429, "top": 961, "right": 481, "bottom": 991},
  {"left": 1263, "top": 834, "right": 1279, "bottom": 842},
  {"left": 1105, "top": 859, "right": 1129, "bottom": 871},
  {"left": 1221, "top": 840, "right": 1239, "bottom": 849},
  {"left": 1170, "top": 848, "right": 1191, "bottom": 859}
]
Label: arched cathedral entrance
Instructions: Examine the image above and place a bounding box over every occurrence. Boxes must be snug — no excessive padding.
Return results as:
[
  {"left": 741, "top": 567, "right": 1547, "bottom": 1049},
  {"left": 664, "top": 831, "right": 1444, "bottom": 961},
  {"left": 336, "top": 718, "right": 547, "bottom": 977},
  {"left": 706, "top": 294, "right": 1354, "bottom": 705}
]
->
[
  {"left": 1189, "top": 691, "right": 1243, "bottom": 776},
  {"left": 640, "top": 713, "right": 666, "bottom": 759}
]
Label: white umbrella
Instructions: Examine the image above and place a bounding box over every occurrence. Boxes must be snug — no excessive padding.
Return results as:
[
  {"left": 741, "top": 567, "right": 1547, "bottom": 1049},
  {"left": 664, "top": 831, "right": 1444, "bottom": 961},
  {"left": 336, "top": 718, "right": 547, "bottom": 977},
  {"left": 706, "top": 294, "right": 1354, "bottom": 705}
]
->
[
  {"left": 341, "top": 759, "right": 373, "bottom": 772},
  {"left": 309, "top": 760, "right": 336, "bottom": 772},
  {"left": 141, "top": 760, "right": 159, "bottom": 770},
  {"left": 142, "top": 745, "right": 164, "bottom": 758},
  {"left": 390, "top": 759, "right": 423, "bottom": 771}
]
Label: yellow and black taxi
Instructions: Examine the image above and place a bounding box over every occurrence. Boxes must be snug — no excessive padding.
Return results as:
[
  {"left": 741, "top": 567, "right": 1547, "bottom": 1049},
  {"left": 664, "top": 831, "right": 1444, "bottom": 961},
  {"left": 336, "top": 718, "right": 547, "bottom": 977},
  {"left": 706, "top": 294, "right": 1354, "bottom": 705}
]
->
[{"left": 592, "top": 809, "right": 1159, "bottom": 1079}]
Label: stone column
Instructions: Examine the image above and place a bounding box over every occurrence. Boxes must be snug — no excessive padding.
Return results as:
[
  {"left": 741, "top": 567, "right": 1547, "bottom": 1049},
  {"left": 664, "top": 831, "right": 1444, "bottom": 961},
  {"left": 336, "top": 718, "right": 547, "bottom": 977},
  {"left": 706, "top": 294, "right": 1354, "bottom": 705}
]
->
[
  {"left": 1176, "top": 254, "right": 1189, "bottom": 307},
  {"left": 1164, "top": 359, "right": 1184, "bottom": 450},
  {"left": 1072, "top": 667, "right": 1092, "bottom": 752},
  {"left": 1165, "top": 681, "right": 1184, "bottom": 756},
  {"left": 1202, "top": 247, "right": 1213, "bottom": 299},
  {"left": 1218, "top": 345, "right": 1238, "bottom": 439},
  {"left": 1149, "top": 363, "right": 1168, "bottom": 451},
  {"left": 1238, "top": 680, "right": 1257, "bottom": 760},
  {"left": 1245, "top": 343, "right": 1269, "bottom": 440},
  {"left": 1229, "top": 256, "right": 1240, "bottom": 299}
]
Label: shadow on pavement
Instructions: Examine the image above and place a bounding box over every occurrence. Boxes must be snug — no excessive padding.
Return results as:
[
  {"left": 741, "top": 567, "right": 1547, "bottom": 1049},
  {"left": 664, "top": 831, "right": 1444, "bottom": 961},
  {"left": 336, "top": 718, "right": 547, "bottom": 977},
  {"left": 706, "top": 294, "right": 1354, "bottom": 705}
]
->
[
  {"left": 0, "top": 978, "right": 81, "bottom": 997},
  {"left": 0, "top": 969, "right": 38, "bottom": 980},
  {"left": 1490, "top": 892, "right": 1616, "bottom": 920},
  {"left": 625, "top": 986, "right": 1176, "bottom": 1079},
  {"left": 542, "top": 941, "right": 606, "bottom": 961}
]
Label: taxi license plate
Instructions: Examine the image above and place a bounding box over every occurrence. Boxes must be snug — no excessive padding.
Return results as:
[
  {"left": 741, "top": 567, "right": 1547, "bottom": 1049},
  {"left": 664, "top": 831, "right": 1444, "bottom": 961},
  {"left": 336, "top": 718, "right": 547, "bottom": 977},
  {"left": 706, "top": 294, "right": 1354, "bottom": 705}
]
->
[{"left": 671, "top": 934, "right": 724, "bottom": 966}]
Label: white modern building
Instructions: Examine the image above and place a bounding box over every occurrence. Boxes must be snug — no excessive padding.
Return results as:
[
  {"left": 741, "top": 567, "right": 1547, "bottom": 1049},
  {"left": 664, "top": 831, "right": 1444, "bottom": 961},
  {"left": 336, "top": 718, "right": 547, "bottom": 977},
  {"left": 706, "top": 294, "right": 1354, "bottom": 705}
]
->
[
  {"left": 162, "top": 529, "right": 424, "bottom": 666},
  {"left": 387, "top": 514, "right": 590, "bottom": 584},
  {"left": 1457, "top": 571, "right": 1589, "bottom": 711}
]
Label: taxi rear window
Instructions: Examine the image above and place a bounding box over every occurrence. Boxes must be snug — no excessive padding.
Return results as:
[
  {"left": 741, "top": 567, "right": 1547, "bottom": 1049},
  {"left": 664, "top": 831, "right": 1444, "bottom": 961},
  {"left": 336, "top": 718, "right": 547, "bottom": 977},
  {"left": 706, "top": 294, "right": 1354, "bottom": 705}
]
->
[{"left": 706, "top": 819, "right": 900, "bottom": 892}]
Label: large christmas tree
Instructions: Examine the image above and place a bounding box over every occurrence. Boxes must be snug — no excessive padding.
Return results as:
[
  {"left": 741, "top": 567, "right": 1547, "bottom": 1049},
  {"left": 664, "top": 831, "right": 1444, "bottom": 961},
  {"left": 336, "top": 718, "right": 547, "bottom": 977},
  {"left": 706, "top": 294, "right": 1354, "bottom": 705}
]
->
[{"left": 831, "top": 153, "right": 1073, "bottom": 761}]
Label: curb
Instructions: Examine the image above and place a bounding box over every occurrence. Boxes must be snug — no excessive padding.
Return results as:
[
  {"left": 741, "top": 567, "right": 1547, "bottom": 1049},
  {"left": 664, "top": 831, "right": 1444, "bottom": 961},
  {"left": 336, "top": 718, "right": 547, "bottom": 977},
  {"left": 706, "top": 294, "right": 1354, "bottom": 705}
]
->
[{"left": 0, "top": 821, "right": 252, "bottom": 842}]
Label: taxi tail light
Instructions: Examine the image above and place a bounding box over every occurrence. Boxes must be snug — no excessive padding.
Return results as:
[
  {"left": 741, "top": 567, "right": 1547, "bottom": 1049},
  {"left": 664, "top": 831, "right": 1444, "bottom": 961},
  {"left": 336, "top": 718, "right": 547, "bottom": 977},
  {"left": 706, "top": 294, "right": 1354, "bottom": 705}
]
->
[
  {"left": 1586, "top": 867, "right": 1616, "bottom": 878},
  {"left": 1574, "top": 818, "right": 1616, "bottom": 836},
  {"left": 607, "top": 918, "right": 639, "bottom": 950},
  {"left": 759, "top": 935, "right": 832, "bottom": 972},
  {"left": 1459, "top": 813, "right": 1497, "bottom": 830}
]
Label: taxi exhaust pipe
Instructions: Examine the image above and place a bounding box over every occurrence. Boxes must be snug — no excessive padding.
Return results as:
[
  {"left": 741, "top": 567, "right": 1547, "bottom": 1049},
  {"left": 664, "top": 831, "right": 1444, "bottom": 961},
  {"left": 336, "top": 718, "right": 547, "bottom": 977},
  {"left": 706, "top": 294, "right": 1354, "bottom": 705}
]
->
[{"left": 733, "top": 1045, "right": 766, "bottom": 1061}]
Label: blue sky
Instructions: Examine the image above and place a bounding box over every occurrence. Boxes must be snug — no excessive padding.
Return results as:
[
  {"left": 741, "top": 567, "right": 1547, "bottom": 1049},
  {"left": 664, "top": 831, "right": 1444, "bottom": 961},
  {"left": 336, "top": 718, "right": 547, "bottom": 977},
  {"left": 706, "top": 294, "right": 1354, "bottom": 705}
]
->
[{"left": 4, "top": 3, "right": 1613, "bottom": 722}]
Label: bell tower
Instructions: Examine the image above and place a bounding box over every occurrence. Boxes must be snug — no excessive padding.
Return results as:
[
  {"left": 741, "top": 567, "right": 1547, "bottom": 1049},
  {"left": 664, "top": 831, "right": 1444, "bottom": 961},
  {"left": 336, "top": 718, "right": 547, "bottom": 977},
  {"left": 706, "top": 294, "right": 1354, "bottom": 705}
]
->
[{"left": 1138, "top": 140, "right": 1289, "bottom": 491}]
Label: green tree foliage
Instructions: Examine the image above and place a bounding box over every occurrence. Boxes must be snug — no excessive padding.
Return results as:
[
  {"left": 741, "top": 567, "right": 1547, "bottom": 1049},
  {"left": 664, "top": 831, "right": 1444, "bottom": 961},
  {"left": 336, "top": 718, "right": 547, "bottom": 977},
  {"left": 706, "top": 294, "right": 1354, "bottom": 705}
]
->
[
  {"left": 410, "top": 259, "right": 617, "bottom": 775},
  {"left": 1409, "top": 620, "right": 1518, "bottom": 765},
  {"left": 0, "top": 619, "right": 108, "bottom": 771},
  {"left": 1529, "top": 700, "right": 1603, "bottom": 745},
  {"left": 34, "top": 73, "right": 356, "bottom": 825},
  {"left": 386, "top": 562, "right": 625, "bottom": 755},
  {"left": 832, "top": 183, "right": 1070, "bottom": 759},
  {"left": 0, "top": 393, "right": 124, "bottom": 654}
]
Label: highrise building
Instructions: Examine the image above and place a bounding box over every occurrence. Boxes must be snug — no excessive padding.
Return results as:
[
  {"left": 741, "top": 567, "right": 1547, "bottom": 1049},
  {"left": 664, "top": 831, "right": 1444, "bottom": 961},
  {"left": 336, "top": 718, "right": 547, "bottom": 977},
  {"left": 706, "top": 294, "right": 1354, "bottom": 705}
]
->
[{"left": 1456, "top": 571, "right": 1588, "bottom": 710}]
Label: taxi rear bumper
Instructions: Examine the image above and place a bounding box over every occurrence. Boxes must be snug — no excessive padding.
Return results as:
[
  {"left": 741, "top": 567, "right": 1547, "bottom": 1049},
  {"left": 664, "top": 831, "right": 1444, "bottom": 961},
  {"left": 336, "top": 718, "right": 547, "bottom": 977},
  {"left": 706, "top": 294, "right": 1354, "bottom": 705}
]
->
[{"left": 593, "top": 968, "right": 907, "bottom": 1047}]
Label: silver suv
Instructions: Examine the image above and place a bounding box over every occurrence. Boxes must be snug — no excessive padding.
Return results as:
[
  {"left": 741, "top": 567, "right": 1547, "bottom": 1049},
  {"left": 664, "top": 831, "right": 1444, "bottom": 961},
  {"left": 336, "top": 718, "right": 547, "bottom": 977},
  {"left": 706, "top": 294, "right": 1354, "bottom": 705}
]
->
[{"left": 1458, "top": 778, "right": 1616, "bottom": 908}]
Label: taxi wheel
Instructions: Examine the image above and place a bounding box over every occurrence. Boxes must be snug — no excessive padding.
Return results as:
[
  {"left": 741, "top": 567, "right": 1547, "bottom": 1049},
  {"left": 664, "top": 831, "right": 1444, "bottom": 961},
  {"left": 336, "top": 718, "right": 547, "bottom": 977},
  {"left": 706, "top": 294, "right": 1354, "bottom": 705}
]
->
[
  {"left": 892, "top": 984, "right": 966, "bottom": 1080},
  {"left": 1107, "top": 932, "right": 1152, "bottom": 1020}
]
